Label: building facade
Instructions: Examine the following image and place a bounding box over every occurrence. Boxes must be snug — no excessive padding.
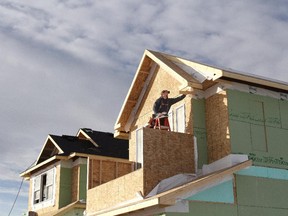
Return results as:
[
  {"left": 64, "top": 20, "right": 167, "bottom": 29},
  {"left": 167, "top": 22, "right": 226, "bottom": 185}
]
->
[{"left": 22, "top": 50, "right": 288, "bottom": 216}]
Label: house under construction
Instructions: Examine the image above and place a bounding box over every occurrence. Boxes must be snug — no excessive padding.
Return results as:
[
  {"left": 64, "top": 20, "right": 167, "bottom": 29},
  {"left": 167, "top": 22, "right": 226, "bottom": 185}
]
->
[{"left": 21, "top": 50, "right": 288, "bottom": 216}]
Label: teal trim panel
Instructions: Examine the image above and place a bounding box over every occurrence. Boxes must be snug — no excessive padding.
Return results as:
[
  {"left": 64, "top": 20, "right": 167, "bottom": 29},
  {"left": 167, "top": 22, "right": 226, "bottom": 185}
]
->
[
  {"left": 187, "top": 180, "right": 234, "bottom": 203},
  {"left": 236, "top": 166, "right": 288, "bottom": 180}
]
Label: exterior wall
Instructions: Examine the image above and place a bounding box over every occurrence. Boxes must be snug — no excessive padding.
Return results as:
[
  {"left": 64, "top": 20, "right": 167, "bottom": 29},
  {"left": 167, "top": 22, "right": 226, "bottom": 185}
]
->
[
  {"left": 142, "top": 128, "right": 195, "bottom": 195},
  {"left": 31, "top": 164, "right": 61, "bottom": 215},
  {"left": 87, "top": 169, "right": 144, "bottom": 213},
  {"left": 28, "top": 178, "right": 33, "bottom": 211},
  {"left": 205, "top": 90, "right": 231, "bottom": 163},
  {"left": 88, "top": 158, "right": 133, "bottom": 189},
  {"left": 28, "top": 159, "right": 88, "bottom": 215},
  {"left": 132, "top": 67, "right": 193, "bottom": 132},
  {"left": 227, "top": 89, "right": 288, "bottom": 169},
  {"left": 58, "top": 166, "right": 72, "bottom": 208},
  {"left": 192, "top": 98, "right": 208, "bottom": 169},
  {"left": 86, "top": 128, "right": 195, "bottom": 214},
  {"left": 163, "top": 166, "right": 288, "bottom": 216},
  {"left": 71, "top": 161, "right": 88, "bottom": 202},
  {"left": 71, "top": 165, "right": 79, "bottom": 202},
  {"left": 129, "top": 66, "right": 193, "bottom": 161}
]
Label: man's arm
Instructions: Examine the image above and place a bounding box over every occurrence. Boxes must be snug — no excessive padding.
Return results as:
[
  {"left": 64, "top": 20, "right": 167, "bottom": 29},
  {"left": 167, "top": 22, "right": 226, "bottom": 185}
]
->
[{"left": 169, "top": 94, "right": 186, "bottom": 105}]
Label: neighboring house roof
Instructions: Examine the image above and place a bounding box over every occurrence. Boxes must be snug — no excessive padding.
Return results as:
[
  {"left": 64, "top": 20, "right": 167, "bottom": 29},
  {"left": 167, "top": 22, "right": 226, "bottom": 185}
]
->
[
  {"left": 78, "top": 128, "right": 129, "bottom": 159},
  {"left": 92, "top": 160, "right": 252, "bottom": 216},
  {"left": 20, "top": 129, "right": 129, "bottom": 178},
  {"left": 49, "top": 135, "right": 100, "bottom": 156},
  {"left": 114, "top": 49, "right": 288, "bottom": 137},
  {"left": 34, "top": 135, "right": 99, "bottom": 165}
]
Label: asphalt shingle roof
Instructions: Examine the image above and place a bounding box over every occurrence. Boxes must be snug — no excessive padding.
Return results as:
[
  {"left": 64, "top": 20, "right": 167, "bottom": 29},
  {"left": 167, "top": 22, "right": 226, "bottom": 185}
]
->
[{"left": 80, "top": 128, "right": 129, "bottom": 159}]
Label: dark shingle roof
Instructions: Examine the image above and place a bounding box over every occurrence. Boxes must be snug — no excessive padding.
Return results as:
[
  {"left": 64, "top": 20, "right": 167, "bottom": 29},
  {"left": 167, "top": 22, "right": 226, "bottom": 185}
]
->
[
  {"left": 50, "top": 135, "right": 100, "bottom": 156},
  {"left": 81, "top": 128, "right": 129, "bottom": 159}
]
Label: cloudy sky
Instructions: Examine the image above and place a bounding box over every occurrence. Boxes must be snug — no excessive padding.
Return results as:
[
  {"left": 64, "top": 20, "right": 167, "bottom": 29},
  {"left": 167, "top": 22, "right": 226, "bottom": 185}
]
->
[{"left": 1, "top": 0, "right": 288, "bottom": 215}]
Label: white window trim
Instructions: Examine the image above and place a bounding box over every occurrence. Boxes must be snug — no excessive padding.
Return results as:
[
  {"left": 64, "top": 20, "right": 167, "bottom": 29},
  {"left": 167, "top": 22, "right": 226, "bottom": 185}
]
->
[
  {"left": 168, "top": 110, "right": 174, "bottom": 131},
  {"left": 135, "top": 127, "right": 144, "bottom": 169},
  {"left": 31, "top": 166, "right": 56, "bottom": 211},
  {"left": 175, "top": 104, "right": 186, "bottom": 133}
]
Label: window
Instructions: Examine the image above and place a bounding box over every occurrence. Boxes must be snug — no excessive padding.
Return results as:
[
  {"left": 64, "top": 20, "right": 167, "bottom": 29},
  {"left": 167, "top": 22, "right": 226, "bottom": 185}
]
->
[
  {"left": 175, "top": 104, "right": 186, "bottom": 133},
  {"left": 33, "top": 168, "right": 55, "bottom": 205}
]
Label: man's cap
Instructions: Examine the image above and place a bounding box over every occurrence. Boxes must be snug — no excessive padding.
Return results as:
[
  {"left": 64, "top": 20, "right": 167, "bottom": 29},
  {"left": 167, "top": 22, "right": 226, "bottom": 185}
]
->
[{"left": 161, "top": 90, "right": 170, "bottom": 94}]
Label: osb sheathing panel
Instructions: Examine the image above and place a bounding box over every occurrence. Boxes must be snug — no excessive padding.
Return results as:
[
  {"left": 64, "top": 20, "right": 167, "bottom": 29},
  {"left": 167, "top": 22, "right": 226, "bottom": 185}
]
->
[
  {"left": 88, "top": 159, "right": 132, "bottom": 189},
  {"left": 205, "top": 91, "right": 231, "bottom": 163},
  {"left": 89, "top": 159, "right": 100, "bottom": 188},
  {"left": 71, "top": 165, "right": 79, "bottom": 202},
  {"left": 142, "top": 128, "right": 195, "bottom": 196},
  {"left": 86, "top": 169, "right": 144, "bottom": 213},
  {"left": 133, "top": 67, "right": 190, "bottom": 130},
  {"left": 129, "top": 129, "right": 137, "bottom": 162}
]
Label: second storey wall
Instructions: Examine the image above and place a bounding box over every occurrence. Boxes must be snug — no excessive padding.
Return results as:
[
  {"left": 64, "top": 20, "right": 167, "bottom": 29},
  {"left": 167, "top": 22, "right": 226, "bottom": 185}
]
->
[
  {"left": 205, "top": 90, "right": 231, "bottom": 163},
  {"left": 227, "top": 89, "right": 288, "bottom": 169},
  {"left": 131, "top": 66, "right": 193, "bottom": 133}
]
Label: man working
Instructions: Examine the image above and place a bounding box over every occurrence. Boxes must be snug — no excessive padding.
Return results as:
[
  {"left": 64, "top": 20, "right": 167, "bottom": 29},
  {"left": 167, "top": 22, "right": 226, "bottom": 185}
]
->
[{"left": 153, "top": 90, "right": 186, "bottom": 117}]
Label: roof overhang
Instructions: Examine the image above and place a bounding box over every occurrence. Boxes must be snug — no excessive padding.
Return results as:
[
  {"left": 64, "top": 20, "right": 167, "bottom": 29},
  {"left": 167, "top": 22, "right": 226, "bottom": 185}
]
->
[
  {"left": 20, "top": 155, "right": 67, "bottom": 179},
  {"left": 35, "top": 135, "right": 64, "bottom": 165},
  {"left": 20, "top": 152, "right": 132, "bottom": 179}
]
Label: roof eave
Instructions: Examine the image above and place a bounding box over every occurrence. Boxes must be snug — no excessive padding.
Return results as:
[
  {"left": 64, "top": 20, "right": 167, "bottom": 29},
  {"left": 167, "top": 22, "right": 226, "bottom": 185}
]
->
[
  {"left": 221, "top": 70, "right": 288, "bottom": 92},
  {"left": 20, "top": 155, "right": 68, "bottom": 179}
]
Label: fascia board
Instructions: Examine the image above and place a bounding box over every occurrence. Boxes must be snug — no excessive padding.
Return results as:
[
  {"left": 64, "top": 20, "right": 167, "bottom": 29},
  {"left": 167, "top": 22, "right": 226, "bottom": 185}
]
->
[
  {"left": 76, "top": 129, "right": 99, "bottom": 147},
  {"left": 114, "top": 51, "right": 150, "bottom": 129},
  {"left": 20, "top": 155, "right": 68, "bottom": 178}
]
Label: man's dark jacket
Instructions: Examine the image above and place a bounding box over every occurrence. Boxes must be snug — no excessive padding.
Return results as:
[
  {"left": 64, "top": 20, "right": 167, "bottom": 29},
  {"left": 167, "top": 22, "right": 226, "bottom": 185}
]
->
[{"left": 153, "top": 94, "right": 186, "bottom": 115}]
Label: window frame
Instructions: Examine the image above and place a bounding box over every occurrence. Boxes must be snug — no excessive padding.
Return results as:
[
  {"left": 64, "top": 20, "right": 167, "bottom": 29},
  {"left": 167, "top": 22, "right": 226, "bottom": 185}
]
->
[
  {"left": 175, "top": 104, "right": 186, "bottom": 133},
  {"left": 31, "top": 166, "right": 56, "bottom": 210},
  {"left": 168, "top": 110, "right": 174, "bottom": 131}
]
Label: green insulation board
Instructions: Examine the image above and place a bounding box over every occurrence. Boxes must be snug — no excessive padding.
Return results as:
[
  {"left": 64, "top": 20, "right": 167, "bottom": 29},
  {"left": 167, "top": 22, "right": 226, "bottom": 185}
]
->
[
  {"left": 79, "top": 164, "right": 87, "bottom": 201},
  {"left": 59, "top": 167, "right": 72, "bottom": 208},
  {"left": 236, "top": 175, "right": 288, "bottom": 209},
  {"left": 227, "top": 90, "right": 288, "bottom": 169},
  {"left": 192, "top": 98, "right": 208, "bottom": 168}
]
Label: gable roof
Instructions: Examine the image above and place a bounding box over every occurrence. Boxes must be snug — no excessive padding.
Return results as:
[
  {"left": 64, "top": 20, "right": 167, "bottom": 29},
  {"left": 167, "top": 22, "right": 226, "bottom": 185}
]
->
[
  {"left": 35, "top": 129, "right": 129, "bottom": 166},
  {"left": 114, "top": 50, "right": 288, "bottom": 138},
  {"left": 77, "top": 128, "right": 129, "bottom": 159},
  {"left": 92, "top": 160, "right": 252, "bottom": 216},
  {"left": 35, "top": 134, "right": 99, "bottom": 165}
]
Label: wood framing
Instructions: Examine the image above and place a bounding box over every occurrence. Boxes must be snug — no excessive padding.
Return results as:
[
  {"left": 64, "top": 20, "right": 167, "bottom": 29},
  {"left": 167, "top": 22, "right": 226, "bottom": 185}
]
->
[{"left": 114, "top": 49, "right": 288, "bottom": 138}]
